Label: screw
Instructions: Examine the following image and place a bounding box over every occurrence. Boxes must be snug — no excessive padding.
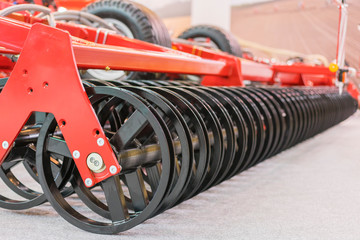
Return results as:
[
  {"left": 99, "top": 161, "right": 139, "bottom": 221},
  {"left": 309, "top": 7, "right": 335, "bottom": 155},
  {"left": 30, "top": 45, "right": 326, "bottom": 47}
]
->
[
  {"left": 84, "top": 178, "right": 93, "bottom": 187},
  {"left": 109, "top": 165, "right": 117, "bottom": 175},
  {"left": 72, "top": 150, "right": 80, "bottom": 159},
  {"left": 97, "top": 138, "right": 105, "bottom": 147},
  {"left": 2, "top": 141, "right": 9, "bottom": 149}
]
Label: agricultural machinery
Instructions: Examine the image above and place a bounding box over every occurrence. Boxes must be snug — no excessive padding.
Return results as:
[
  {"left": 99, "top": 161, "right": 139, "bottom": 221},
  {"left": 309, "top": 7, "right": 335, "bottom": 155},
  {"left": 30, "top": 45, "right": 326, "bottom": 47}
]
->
[{"left": 0, "top": 0, "right": 357, "bottom": 234}]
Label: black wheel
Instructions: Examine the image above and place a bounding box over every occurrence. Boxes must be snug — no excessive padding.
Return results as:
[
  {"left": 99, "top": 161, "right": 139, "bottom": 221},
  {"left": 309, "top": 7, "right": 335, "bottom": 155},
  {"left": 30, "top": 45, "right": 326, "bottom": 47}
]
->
[
  {"left": 148, "top": 87, "right": 210, "bottom": 201},
  {"left": 183, "top": 86, "right": 236, "bottom": 186},
  {"left": 83, "top": 0, "right": 171, "bottom": 47},
  {"left": 120, "top": 86, "right": 194, "bottom": 213},
  {"left": 82, "top": 0, "right": 171, "bottom": 80},
  {"left": 164, "top": 86, "right": 224, "bottom": 192},
  {"left": 200, "top": 87, "right": 248, "bottom": 180},
  {"left": 178, "top": 25, "right": 243, "bottom": 57},
  {"left": 0, "top": 139, "right": 74, "bottom": 210},
  {"left": 36, "top": 86, "right": 175, "bottom": 234},
  {"left": 0, "top": 81, "right": 73, "bottom": 210}
]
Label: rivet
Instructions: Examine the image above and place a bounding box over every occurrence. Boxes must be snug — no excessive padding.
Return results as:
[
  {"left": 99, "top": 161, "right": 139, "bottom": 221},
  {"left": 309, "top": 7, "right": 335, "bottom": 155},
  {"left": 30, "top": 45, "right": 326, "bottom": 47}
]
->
[
  {"left": 84, "top": 178, "right": 93, "bottom": 187},
  {"left": 109, "top": 165, "right": 118, "bottom": 175},
  {"left": 2, "top": 141, "right": 9, "bottom": 149},
  {"left": 72, "top": 150, "right": 80, "bottom": 159},
  {"left": 97, "top": 138, "right": 105, "bottom": 147}
]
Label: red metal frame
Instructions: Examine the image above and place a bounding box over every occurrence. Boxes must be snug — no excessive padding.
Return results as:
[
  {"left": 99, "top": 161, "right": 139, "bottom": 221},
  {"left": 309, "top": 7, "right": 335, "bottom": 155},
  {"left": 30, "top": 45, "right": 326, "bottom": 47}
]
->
[
  {"left": 0, "top": 17, "right": 238, "bottom": 82},
  {"left": 51, "top": 20, "right": 339, "bottom": 87},
  {"left": 0, "top": 15, "right": 337, "bottom": 87},
  {"left": 0, "top": 20, "right": 121, "bottom": 187},
  {"left": 0, "top": 5, "right": 357, "bottom": 185},
  {"left": 54, "top": 0, "right": 95, "bottom": 10},
  {"left": 0, "top": 0, "right": 96, "bottom": 10},
  {"left": 0, "top": 54, "right": 14, "bottom": 77},
  {"left": 0, "top": 2, "right": 339, "bottom": 88},
  {"left": 0, "top": 17, "right": 246, "bottom": 186}
]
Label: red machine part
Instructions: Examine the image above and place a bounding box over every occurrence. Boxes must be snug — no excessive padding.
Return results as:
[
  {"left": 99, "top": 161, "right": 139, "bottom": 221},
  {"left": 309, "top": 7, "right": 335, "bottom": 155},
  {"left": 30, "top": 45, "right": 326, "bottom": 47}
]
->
[
  {"left": 0, "top": 8, "right": 335, "bottom": 87},
  {"left": 0, "top": 17, "right": 250, "bottom": 186},
  {"left": 347, "top": 81, "right": 360, "bottom": 101},
  {"left": 0, "top": 10, "right": 356, "bottom": 186},
  {"left": 54, "top": 0, "right": 94, "bottom": 10},
  {"left": 0, "top": 17, "right": 241, "bottom": 82},
  {"left": 0, "top": 54, "right": 14, "bottom": 77},
  {"left": 46, "top": 20, "right": 339, "bottom": 87},
  {"left": 0, "top": 0, "right": 95, "bottom": 10},
  {"left": 0, "top": 20, "right": 122, "bottom": 187},
  {"left": 172, "top": 41, "right": 336, "bottom": 86},
  {"left": 0, "top": 1, "right": 12, "bottom": 9},
  {"left": 0, "top": 5, "right": 339, "bottom": 87}
]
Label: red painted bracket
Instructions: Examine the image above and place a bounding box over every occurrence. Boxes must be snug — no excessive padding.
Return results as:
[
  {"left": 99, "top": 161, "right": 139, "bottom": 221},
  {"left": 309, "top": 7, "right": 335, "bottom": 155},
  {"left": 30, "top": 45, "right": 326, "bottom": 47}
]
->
[
  {"left": 347, "top": 82, "right": 359, "bottom": 101},
  {"left": 0, "top": 23, "right": 120, "bottom": 187},
  {"left": 201, "top": 57, "right": 243, "bottom": 86}
]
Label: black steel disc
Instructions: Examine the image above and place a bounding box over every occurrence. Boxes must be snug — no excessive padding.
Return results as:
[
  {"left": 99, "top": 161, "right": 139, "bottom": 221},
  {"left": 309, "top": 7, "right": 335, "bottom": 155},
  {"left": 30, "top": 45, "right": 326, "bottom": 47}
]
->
[
  {"left": 164, "top": 86, "right": 225, "bottom": 192},
  {"left": 236, "top": 88, "right": 274, "bottom": 163},
  {"left": 226, "top": 88, "right": 266, "bottom": 168},
  {"left": 182, "top": 86, "right": 236, "bottom": 185},
  {"left": 120, "top": 86, "right": 194, "bottom": 212},
  {"left": 36, "top": 86, "right": 175, "bottom": 234},
  {"left": 214, "top": 88, "right": 257, "bottom": 173},
  {"left": 148, "top": 87, "right": 210, "bottom": 201},
  {"left": 199, "top": 87, "right": 248, "bottom": 180},
  {"left": 244, "top": 88, "right": 281, "bottom": 158}
]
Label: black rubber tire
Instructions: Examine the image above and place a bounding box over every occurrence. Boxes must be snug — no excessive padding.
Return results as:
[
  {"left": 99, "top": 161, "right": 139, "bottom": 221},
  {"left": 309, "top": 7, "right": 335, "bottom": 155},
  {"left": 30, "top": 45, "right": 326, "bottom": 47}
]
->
[
  {"left": 82, "top": 0, "right": 171, "bottom": 80},
  {"left": 83, "top": 0, "right": 171, "bottom": 48},
  {"left": 178, "top": 25, "right": 243, "bottom": 57}
]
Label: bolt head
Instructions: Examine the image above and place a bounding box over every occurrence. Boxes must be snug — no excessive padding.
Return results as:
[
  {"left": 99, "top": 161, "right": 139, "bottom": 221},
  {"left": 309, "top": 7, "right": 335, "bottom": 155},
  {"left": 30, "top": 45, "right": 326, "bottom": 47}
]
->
[
  {"left": 2, "top": 141, "right": 9, "bottom": 149},
  {"left": 72, "top": 150, "right": 80, "bottom": 159},
  {"left": 84, "top": 178, "right": 93, "bottom": 187},
  {"left": 109, "top": 165, "right": 118, "bottom": 175},
  {"left": 86, "top": 153, "right": 105, "bottom": 173},
  {"left": 97, "top": 138, "right": 105, "bottom": 147}
]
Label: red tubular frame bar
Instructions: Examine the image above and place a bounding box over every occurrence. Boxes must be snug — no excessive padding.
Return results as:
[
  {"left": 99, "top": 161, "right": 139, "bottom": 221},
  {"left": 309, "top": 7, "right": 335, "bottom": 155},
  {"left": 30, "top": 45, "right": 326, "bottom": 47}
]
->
[
  {"left": 58, "top": 20, "right": 336, "bottom": 86},
  {"left": 0, "top": 13, "right": 336, "bottom": 87},
  {"left": 0, "top": 17, "right": 233, "bottom": 79},
  {"left": 1, "top": 11, "right": 337, "bottom": 86}
]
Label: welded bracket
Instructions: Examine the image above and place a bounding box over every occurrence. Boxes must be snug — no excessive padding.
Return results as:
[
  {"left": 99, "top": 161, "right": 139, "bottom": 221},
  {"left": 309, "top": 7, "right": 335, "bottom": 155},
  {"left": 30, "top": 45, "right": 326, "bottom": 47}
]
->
[
  {"left": 202, "top": 57, "right": 243, "bottom": 86},
  {"left": 171, "top": 42, "right": 244, "bottom": 86},
  {"left": 0, "top": 23, "right": 120, "bottom": 187}
]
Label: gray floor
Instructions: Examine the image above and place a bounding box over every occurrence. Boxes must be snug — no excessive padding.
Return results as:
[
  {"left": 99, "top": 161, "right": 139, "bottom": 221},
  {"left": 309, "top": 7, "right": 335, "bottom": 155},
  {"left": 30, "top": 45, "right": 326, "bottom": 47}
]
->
[{"left": 1, "top": 111, "right": 360, "bottom": 240}]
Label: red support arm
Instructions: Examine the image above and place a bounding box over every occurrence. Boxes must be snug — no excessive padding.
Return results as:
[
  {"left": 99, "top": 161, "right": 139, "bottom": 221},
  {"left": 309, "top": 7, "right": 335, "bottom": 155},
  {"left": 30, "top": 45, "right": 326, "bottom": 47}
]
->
[
  {"left": 0, "top": 17, "right": 232, "bottom": 77},
  {"left": 0, "top": 22, "right": 121, "bottom": 187}
]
